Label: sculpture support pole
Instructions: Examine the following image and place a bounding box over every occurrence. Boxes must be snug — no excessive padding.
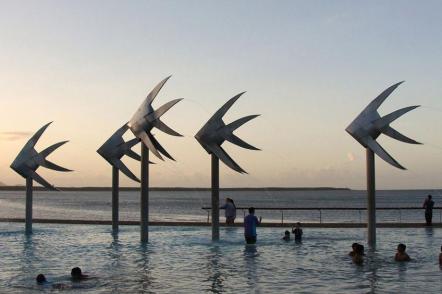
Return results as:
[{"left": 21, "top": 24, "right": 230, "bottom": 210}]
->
[
  {"left": 141, "top": 144, "right": 149, "bottom": 242},
  {"left": 211, "top": 154, "right": 220, "bottom": 241},
  {"left": 25, "top": 177, "right": 33, "bottom": 234},
  {"left": 366, "top": 148, "right": 376, "bottom": 248},
  {"left": 112, "top": 166, "right": 119, "bottom": 232}
]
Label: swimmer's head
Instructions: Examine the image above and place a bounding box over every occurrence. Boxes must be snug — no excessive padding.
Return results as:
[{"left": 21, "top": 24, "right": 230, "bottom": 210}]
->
[
  {"left": 397, "top": 243, "right": 406, "bottom": 253},
  {"left": 285, "top": 230, "right": 290, "bottom": 236},
  {"left": 36, "top": 274, "right": 46, "bottom": 284},
  {"left": 248, "top": 207, "right": 255, "bottom": 214},
  {"left": 352, "top": 243, "right": 359, "bottom": 250},
  {"left": 357, "top": 244, "right": 365, "bottom": 254},
  {"left": 71, "top": 267, "right": 82, "bottom": 278}
]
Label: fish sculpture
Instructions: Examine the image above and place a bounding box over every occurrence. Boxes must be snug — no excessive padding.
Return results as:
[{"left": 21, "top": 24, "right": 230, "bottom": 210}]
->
[
  {"left": 10, "top": 122, "right": 72, "bottom": 190},
  {"left": 97, "top": 123, "right": 142, "bottom": 182},
  {"left": 195, "top": 92, "right": 260, "bottom": 173},
  {"left": 128, "top": 76, "right": 182, "bottom": 160},
  {"left": 346, "top": 81, "right": 421, "bottom": 169}
]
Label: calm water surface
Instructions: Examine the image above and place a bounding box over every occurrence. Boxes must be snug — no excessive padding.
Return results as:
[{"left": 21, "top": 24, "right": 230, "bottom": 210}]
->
[
  {"left": 0, "top": 189, "right": 441, "bottom": 223},
  {"left": 1, "top": 223, "right": 442, "bottom": 293}
]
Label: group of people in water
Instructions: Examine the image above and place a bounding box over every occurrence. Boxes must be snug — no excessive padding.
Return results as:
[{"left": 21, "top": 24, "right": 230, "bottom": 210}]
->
[
  {"left": 348, "top": 242, "right": 412, "bottom": 264},
  {"left": 349, "top": 242, "right": 442, "bottom": 265},
  {"left": 35, "top": 267, "right": 91, "bottom": 289},
  {"left": 220, "top": 197, "right": 442, "bottom": 267},
  {"left": 219, "top": 197, "right": 303, "bottom": 244}
]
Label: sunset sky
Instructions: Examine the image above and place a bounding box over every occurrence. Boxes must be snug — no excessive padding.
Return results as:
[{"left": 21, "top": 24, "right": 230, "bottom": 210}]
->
[{"left": 0, "top": 0, "right": 441, "bottom": 189}]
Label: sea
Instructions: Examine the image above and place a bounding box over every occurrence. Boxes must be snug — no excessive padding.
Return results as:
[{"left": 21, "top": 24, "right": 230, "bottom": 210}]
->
[{"left": 0, "top": 189, "right": 441, "bottom": 223}]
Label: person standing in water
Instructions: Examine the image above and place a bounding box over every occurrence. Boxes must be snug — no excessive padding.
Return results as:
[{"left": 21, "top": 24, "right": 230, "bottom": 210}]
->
[
  {"left": 292, "top": 222, "right": 303, "bottom": 242},
  {"left": 220, "top": 197, "right": 236, "bottom": 225},
  {"left": 423, "top": 194, "right": 435, "bottom": 226},
  {"left": 244, "top": 207, "right": 262, "bottom": 244}
]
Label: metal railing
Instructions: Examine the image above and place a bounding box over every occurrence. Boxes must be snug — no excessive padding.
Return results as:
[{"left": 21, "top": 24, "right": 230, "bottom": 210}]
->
[{"left": 201, "top": 207, "right": 442, "bottom": 224}]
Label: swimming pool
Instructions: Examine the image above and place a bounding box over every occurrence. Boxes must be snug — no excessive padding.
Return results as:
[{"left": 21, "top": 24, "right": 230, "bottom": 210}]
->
[{"left": 1, "top": 223, "right": 441, "bottom": 293}]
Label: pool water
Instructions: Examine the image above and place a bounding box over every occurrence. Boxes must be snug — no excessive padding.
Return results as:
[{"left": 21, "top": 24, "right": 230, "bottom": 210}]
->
[{"left": 1, "top": 223, "right": 442, "bottom": 293}]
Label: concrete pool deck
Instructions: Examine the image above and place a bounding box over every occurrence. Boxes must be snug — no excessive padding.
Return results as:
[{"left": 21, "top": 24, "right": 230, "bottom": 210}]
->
[{"left": 1, "top": 218, "right": 441, "bottom": 228}]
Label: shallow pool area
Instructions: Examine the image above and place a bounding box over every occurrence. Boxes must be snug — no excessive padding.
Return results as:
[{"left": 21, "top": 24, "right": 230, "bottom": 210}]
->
[{"left": 1, "top": 223, "right": 442, "bottom": 293}]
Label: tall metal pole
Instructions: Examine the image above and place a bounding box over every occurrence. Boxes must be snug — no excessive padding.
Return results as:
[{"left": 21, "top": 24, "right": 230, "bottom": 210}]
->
[
  {"left": 112, "top": 166, "right": 119, "bottom": 232},
  {"left": 25, "top": 177, "right": 33, "bottom": 234},
  {"left": 366, "top": 148, "right": 376, "bottom": 248},
  {"left": 140, "top": 144, "right": 149, "bottom": 242},
  {"left": 211, "top": 154, "right": 220, "bottom": 241}
]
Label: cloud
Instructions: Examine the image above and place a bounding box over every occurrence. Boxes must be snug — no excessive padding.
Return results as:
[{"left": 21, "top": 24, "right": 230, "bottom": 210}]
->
[{"left": 0, "top": 131, "right": 32, "bottom": 141}]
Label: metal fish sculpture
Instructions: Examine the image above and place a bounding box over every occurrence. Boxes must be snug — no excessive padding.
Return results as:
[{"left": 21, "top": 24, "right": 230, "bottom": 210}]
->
[
  {"left": 97, "top": 123, "right": 142, "bottom": 182},
  {"left": 195, "top": 92, "right": 260, "bottom": 173},
  {"left": 346, "top": 81, "right": 421, "bottom": 169},
  {"left": 128, "top": 76, "right": 182, "bottom": 161},
  {"left": 10, "top": 122, "right": 72, "bottom": 190}
]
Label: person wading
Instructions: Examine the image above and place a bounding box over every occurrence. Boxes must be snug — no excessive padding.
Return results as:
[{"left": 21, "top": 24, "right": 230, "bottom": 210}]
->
[{"left": 423, "top": 194, "right": 435, "bottom": 226}]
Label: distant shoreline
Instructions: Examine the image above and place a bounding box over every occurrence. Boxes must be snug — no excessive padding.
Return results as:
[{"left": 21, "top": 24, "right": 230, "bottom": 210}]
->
[{"left": 0, "top": 186, "right": 351, "bottom": 192}]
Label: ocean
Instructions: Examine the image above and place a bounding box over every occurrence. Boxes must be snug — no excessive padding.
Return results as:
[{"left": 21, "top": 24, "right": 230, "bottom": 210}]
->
[{"left": 0, "top": 189, "right": 441, "bottom": 223}]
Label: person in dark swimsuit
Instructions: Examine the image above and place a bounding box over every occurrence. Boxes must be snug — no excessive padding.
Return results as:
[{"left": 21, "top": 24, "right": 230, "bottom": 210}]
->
[
  {"left": 282, "top": 230, "right": 291, "bottom": 241},
  {"left": 423, "top": 195, "right": 435, "bottom": 226},
  {"left": 292, "top": 222, "right": 303, "bottom": 241}
]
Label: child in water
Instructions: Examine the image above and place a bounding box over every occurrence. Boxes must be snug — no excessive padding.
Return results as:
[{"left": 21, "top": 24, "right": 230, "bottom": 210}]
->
[
  {"left": 352, "top": 244, "right": 365, "bottom": 265},
  {"left": 36, "top": 274, "right": 68, "bottom": 289},
  {"left": 71, "top": 267, "right": 90, "bottom": 280},
  {"left": 395, "top": 243, "right": 411, "bottom": 262},
  {"left": 349, "top": 243, "right": 359, "bottom": 257},
  {"left": 36, "top": 274, "right": 47, "bottom": 284},
  {"left": 282, "top": 230, "right": 290, "bottom": 241},
  {"left": 292, "top": 222, "right": 303, "bottom": 241}
]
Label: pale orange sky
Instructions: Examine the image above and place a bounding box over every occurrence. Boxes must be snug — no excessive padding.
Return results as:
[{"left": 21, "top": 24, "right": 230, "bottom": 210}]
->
[{"left": 0, "top": 1, "right": 441, "bottom": 189}]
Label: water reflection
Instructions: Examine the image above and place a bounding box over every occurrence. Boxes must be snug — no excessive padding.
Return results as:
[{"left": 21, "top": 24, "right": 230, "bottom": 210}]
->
[
  {"left": 108, "top": 234, "right": 122, "bottom": 293},
  {"left": 206, "top": 245, "right": 224, "bottom": 293},
  {"left": 366, "top": 253, "right": 380, "bottom": 294},
  {"left": 137, "top": 243, "right": 154, "bottom": 293},
  {"left": 243, "top": 245, "right": 259, "bottom": 291},
  {"left": 425, "top": 226, "right": 434, "bottom": 237}
]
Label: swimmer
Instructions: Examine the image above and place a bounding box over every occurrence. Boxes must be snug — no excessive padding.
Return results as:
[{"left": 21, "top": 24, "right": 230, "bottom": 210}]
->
[
  {"left": 349, "top": 243, "right": 359, "bottom": 257},
  {"left": 352, "top": 244, "right": 365, "bottom": 265},
  {"left": 36, "top": 273, "right": 69, "bottom": 289},
  {"left": 282, "top": 230, "right": 290, "bottom": 241},
  {"left": 71, "top": 267, "right": 89, "bottom": 280},
  {"left": 395, "top": 243, "right": 411, "bottom": 262},
  {"left": 291, "top": 222, "right": 303, "bottom": 241},
  {"left": 36, "top": 274, "right": 47, "bottom": 284}
]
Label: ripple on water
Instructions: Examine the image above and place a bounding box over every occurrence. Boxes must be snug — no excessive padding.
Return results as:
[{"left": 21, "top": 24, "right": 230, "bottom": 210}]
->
[{"left": 1, "top": 224, "right": 442, "bottom": 293}]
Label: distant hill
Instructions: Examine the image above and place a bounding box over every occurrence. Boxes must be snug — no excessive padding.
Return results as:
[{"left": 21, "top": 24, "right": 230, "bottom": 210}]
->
[{"left": 0, "top": 186, "right": 350, "bottom": 192}]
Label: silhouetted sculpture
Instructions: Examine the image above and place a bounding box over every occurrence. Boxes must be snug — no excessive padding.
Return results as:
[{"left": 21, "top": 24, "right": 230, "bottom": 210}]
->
[
  {"left": 195, "top": 92, "right": 259, "bottom": 240},
  {"left": 128, "top": 76, "right": 182, "bottom": 242},
  {"left": 97, "top": 123, "right": 141, "bottom": 232},
  {"left": 346, "top": 81, "right": 421, "bottom": 247},
  {"left": 10, "top": 122, "right": 72, "bottom": 234}
]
